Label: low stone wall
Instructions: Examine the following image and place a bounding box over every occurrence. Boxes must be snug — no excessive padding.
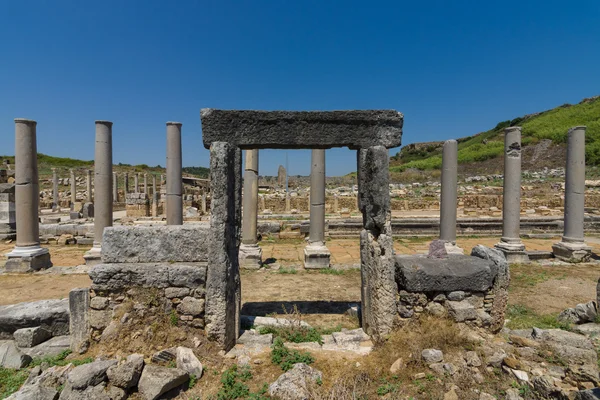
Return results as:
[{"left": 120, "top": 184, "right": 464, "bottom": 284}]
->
[
  {"left": 394, "top": 246, "right": 509, "bottom": 332},
  {"left": 126, "top": 193, "right": 150, "bottom": 217},
  {"left": 0, "top": 183, "right": 15, "bottom": 240}
]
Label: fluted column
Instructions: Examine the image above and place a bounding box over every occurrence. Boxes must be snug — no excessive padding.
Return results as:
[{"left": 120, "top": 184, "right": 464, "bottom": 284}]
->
[{"left": 166, "top": 122, "right": 183, "bottom": 225}]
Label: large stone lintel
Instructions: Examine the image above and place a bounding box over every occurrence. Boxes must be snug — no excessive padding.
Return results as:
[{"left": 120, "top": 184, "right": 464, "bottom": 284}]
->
[
  {"left": 239, "top": 243, "right": 262, "bottom": 270},
  {"left": 5, "top": 247, "right": 52, "bottom": 273},
  {"left": 303, "top": 243, "right": 331, "bottom": 269},
  {"left": 200, "top": 109, "right": 403, "bottom": 150},
  {"left": 552, "top": 241, "right": 592, "bottom": 263}
]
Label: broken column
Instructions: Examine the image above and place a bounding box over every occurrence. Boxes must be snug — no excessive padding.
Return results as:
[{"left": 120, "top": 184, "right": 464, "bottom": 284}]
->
[
  {"left": 166, "top": 122, "right": 183, "bottom": 225},
  {"left": 70, "top": 169, "right": 76, "bottom": 206},
  {"left": 553, "top": 126, "right": 592, "bottom": 262},
  {"left": 239, "top": 149, "right": 262, "bottom": 269},
  {"left": 5, "top": 119, "right": 52, "bottom": 272},
  {"left": 439, "top": 139, "right": 463, "bottom": 254},
  {"left": 495, "top": 127, "right": 528, "bottom": 263},
  {"left": 304, "top": 149, "right": 330, "bottom": 268},
  {"left": 84, "top": 121, "right": 113, "bottom": 266},
  {"left": 358, "top": 146, "right": 396, "bottom": 341},
  {"left": 52, "top": 168, "right": 59, "bottom": 212}
]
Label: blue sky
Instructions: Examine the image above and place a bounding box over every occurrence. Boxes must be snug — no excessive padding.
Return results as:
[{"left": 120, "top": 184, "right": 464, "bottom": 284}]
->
[{"left": 1, "top": 1, "right": 599, "bottom": 176}]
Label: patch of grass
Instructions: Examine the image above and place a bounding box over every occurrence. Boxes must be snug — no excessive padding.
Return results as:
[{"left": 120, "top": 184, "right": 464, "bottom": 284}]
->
[
  {"left": 170, "top": 310, "right": 179, "bottom": 326},
  {"left": 277, "top": 267, "right": 298, "bottom": 274},
  {"left": 211, "top": 365, "right": 268, "bottom": 400},
  {"left": 271, "top": 337, "right": 315, "bottom": 371},
  {"left": 29, "top": 349, "right": 92, "bottom": 368},
  {"left": 506, "top": 304, "right": 571, "bottom": 330},
  {"left": 318, "top": 269, "right": 345, "bottom": 275},
  {"left": 510, "top": 267, "right": 552, "bottom": 288},
  {"left": 259, "top": 325, "right": 323, "bottom": 343},
  {"left": 0, "top": 367, "right": 28, "bottom": 399}
]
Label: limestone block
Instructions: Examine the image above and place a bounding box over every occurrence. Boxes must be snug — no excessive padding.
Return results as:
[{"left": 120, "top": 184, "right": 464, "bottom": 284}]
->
[
  {"left": 69, "top": 288, "right": 89, "bottom": 354},
  {"left": 138, "top": 365, "right": 189, "bottom": 400},
  {"left": 89, "top": 263, "right": 207, "bottom": 291},
  {"left": 0, "top": 299, "right": 69, "bottom": 339},
  {"left": 107, "top": 353, "right": 144, "bottom": 389},
  {"left": 0, "top": 340, "right": 32, "bottom": 368},
  {"left": 13, "top": 327, "right": 51, "bottom": 348},
  {"left": 67, "top": 359, "right": 117, "bottom": 390}
]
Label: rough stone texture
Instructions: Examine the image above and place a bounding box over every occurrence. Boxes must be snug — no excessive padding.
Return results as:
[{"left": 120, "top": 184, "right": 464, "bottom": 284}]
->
[
  {"left": 206, "top": 142, "right": 242, "bottom": 350},
  {"left": 106, "top": 353, "right": 144, "bottom": 389},
  {"left": 58, "top": 381, "right": 126, "bottom": 400},
  {"left": 89, "top": 263, "right": 207, "bottom": 291},
  {"left": 13, "top": 327, "right": 51, "bottom": 348},
  {"left": 21, "top": 336, "right": 70, "bottom": 359},
  {"left": 201, "top": 109, "right": 403, "bottom": 150},
  {"left": 138, "top": 364, "right": 189, "bottom": 400},
  {"left": 447, "top": 300, "right": 478, "bottom": 322},
  {"left": 177, "top": 297, "right": 205, "bottom": 316},
  {"left": 5, "top": 381, "right": 59, "bottom": 400},
  {"left": 576, "top": 388, "right": 600, "bottom": 400},
  {"left": 67, "top": 359, "right": 117, "bottom": 390},
  {"left": 0, "top": 340, "right": 32, "bottom": 368},
  {"left": 422, "top": 349, "right": 444, "bottom": 363},
  {"left": 101, "top": 225, "right": 209, "bottom": 263},
  {"left": 428, "top": 239, "right": 448, "bottom": 259},
  {"left": 176, "top": 347, "right": 203, "bottom": 377},
  {"left": 358, "top": 146, "right": 397, "bottom": 342},
  {"left": 268, "top": 363, "right": 323, "bottom": 400},
  {"left": 69, "top": 288, "right": 89, "bottom": 354},
  {"left": 395, "top": 255, "right": 496, "bottom": 292},
  {"left": 558, "top": 301, "right": 598, "bottom": 325},
  {"left": 0, "top": 299, "right": 69, "bottom": 339}
]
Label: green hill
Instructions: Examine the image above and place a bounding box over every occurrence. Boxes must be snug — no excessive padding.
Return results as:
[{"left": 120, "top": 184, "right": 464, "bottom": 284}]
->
[{"left": 391, "top": 96, "right": 600, "bottom": 175}]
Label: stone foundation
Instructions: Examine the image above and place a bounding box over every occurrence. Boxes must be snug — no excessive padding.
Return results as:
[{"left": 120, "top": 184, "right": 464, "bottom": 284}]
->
[{"left": 126, "top": 193, "right": 150, "bottom": 217}]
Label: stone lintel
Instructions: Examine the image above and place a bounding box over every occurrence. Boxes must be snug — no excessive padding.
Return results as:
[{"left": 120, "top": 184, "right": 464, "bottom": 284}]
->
[{"left": 200, "top": 109, "right": 403, "bottom": 150}]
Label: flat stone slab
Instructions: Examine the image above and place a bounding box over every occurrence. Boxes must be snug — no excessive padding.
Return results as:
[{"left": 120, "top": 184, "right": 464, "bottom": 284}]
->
[
  {"left": 395, "top": 255, "right": 497, "bottom": 292},
  {"left": 21, "top": 335, "right": 70, "bottom": 359},
  {"left": 0, "top": 299, "right": 69, "bottom": 339},
  {"left": 102, "top": 225, "right": 209, "bottom": 263},
  {"left": 89, "top": 263, "right": 207, "bottom": 291},
  {"left": 200, "top": 109, "right": 403, "bottom": 149}
]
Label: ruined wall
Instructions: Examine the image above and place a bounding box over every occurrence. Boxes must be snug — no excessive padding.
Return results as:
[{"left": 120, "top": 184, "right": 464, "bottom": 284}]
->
[{"left": 125, "top": 193, "right": 150, "bottom": 217}]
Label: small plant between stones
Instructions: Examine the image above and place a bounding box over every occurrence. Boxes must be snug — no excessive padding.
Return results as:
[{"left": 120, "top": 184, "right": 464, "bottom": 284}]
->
[{"left": 270, "top": 337, "right": 315, "bottom": 371}]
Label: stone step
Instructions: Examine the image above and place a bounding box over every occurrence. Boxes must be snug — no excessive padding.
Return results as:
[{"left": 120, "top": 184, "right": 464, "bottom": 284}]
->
[{"left": 526, "top": 250, "right": 554, "bottom": 260}]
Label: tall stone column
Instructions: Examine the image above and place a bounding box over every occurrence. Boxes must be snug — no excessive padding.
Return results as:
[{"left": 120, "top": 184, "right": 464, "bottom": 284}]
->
[
  {"left": 166, "top": 122, "right": 183, "bottom": 225},
  {"left": 304, "top": 149, "right": 330, "bottom": 268},
  {"left": 151, "top": 175, "right": 158, "bottom": 217},
  {"left": 70, "top": 169, "right": 76, "bottom": 206},
  {"left": 333, "top": 194, "right": 339, "bottom": 213},
  {"left": 553, "top": 126, "right": 592, "bottom": 262},
  {"left": 134, "top": 173, "right": 139, "bottom": 193},
  {"left": 86, "top": 170, "right": 92, "bottom": 202},
  {"left": 495, "top": 127, "right": 528, "bottom": 263},
  {"left": 152, "top": 174, "right": 157, "bottom": 195},
  {"left": 5, "top": 119, "right": 52, "bottom": 272},
  {"left": 285, "top": 194, "right": 291, "bottom": 212},
  {"left": 113, "top": 172, "right": 118, "bottom": 202},
  {"left": 124, "top": 173, "right": 129, "bottom": 194},
  {"left": 239, "top": 149, "right": 262, "bottom": 269},
  {"left": 52, "top": 168, "right": 59, "bottom": 212},
  {"left": 201, "top": 194, "right": 207, "bottom": 214},
  {"left": 439, "top": 140, "right": 463, "bottom": 254},
  {"left": 84, "top": 121, "right": 113, "bottom": 266},
  {"left": 144, "top": 173, "right": 148, "bottom": 195}
]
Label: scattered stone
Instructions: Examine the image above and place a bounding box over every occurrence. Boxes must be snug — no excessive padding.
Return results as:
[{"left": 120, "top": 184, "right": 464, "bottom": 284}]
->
[
  {"left": 176, "top": 347, "right": 203, "bottom": 378},
  {"left": 4, "top": 381, "right": 59, "bottom": 400},
  {"left": 428, "top": 239, "right": 448, "bottom": 259},
  {"left": 107, "top": 353, "right": 144, "bottom": 389},
  {"left": 21, "top": 336, "right": 70, "bottom": 359},
  {"left": 13, "top": 327, "right": 52, "bottom": 348},
  {"left": 422, "top": 349, "right": 443, "bottom": 364},
  {"left": 425, "top": 302, "right": 446, "bottom": 317},
  {"left": 137, "top": 364, "right": 189, "bottom": 400},
  {"left": 509, "top": 334, "right": 540, "bottom": 348},
  {"left": 465, "top": 351, "right": 482, "bottom": 367},
  {"left": 237, "top": 330, "right": 273, "bottom": 346},
  {"left": 0, "top": 340, "right": 32, "bottom": 368},
  {"left": 575, "top": 388, "right": 600, "bottom": 399},
  {"left": 447, "top": 291, "right": 466, "bottom": 301},
  {"left": 332, "top": 328, "right": 369, "bottom": 349},
  {"left": 558, "top": 301, "right": 598, "bottom": 325},
  {"left": 151, "top": 348, "right": 176, "bottom": 363},
  {"left": 390, "top": 358, "right": 403, "bottom": 374},
  {"left": 479, "top": 393, "right": 495, "bottom": 400},
  {"left": 90, "top": 297, "right": 109, "bottom": 310},
  {"left": 269, "top": 363, "right": 323, "bottom": 400},
  {"left": 0, "top": 299, "right": 69, "bottom": 339},
  {"left": 67, "top": 359, "right": 117, "bottom": 390},
  {"left": 505, "top": 388, "right": 524, "bottom": 400}
]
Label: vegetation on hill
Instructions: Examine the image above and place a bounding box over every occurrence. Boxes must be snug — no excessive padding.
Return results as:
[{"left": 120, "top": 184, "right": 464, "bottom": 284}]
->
[
  {"left": 391, "top": 96, "right": 600, "bottom": 173},
  {"left": 182, "top": 166, "right": 210, "bottom": 178}
]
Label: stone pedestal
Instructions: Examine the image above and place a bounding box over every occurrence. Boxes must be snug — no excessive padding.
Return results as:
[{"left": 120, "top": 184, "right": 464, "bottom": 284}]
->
[
  {"left": 239, "top": 243, "right": 263, "bottom": 270},
  {"left": 552, "top": 241, "right": 592, "bottom": 263},
  {"left": 303, "top": 242, "right": 331, "bottom": 269},
  {"left": 304, "top": 149, "right": 330, "bottom": 268},
  {"left": 5, "top": 246, "right": 52, "bottom": 273}
]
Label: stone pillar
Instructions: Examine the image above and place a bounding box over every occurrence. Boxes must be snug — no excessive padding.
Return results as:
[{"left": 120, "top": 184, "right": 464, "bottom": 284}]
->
[
  {"left": 113, "top": 172, "right": 118, "bottom": 202},
  {"left": 52, "top": 168, "right": 59, "bottom": 212},
  {"left": 285, "top": 194, "right": 291, "bottom": 212},
  {"left": 144, "top": 173, "right": 148, "bottom": 195},
  {"left": 152, "top": 174, "right": 157, "bottom": 196},
  {"left": 553, "top": 126, "right": 592, "bottom": 262},
  {"left": 201, "top": 194, "right": 207, "bottom": 214},
  {"left": 259, "top": 195, "right": 265, "bottom": 212},
  {"left": 206, "top": 142, "right": 242, "bottom": 350},
  {"left": 333, "top": 194, "right": 339, "bottom": 213},
  {"left": 134, "top": 173, "right": 139, "bottom": 193},
  {"left": 166, "top": 122, "right": 183, "bottom": 225},
  {"left": 5, "top": 119, "right": 52, "bottom": 272},
  {"left": 70, "top": 169, "right": 76, "bottom": 206},
  {"left": 495, "top": 127, "right": 528, "bottom": 263},
  {"left": 0, "top": 184, "right": 16, "bottom": 241},
  {"left": 358, "top": 146, "right": 396, "bottom": 341},
  {"left": 86, "top": 170, "right": 92, "bottom": 202},
  {"left": 239, "top": 149, "right": 262, "bottom": 269},
  {"left": 439, "top": 140, "right": 463, "bottom": 254},
  {"left": 84, "top": 121, "right": 113, "bottom": 266},
  {"left": 124, "top": 173, "right": 129, "bottom": 194},
  {"left": 304, "top": 149, "right": 330, "bottom": 268}
]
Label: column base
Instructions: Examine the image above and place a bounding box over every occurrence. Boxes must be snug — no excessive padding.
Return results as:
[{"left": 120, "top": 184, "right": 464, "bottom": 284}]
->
[
  {"left": 304, "top": 242, "right": 331, "bottom": 269},
  {"left": 5, "top": 246, "right": 52, "bottom": 273},
  {"left": 444, "top": 241, "right": 464, "bottom": 255},
  {"left": 239, "top": 243, "right": 262, "bottom": 270},
  {"left": 83, "top": 245, "right": 103, "bottom": 266},
  {"left": 552, "top": 241, "right": 592, "bottom": 263},
  {"left": 495, "top": 241, "right": 529, "bottom": 264}
]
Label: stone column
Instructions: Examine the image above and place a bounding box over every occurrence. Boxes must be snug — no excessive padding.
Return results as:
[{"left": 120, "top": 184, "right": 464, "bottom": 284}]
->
[
  {"left": 5, "top": 119, "right": 52, "bottom": 272},
  {"left": 206, "top": 142, "right": 242, "bottom": 350},
  {"left": 304, "top": 149, "right": 330, "bottom": 268},
  {"left": 285, "top": 194, "right": 291, "bottom": 212},
  {"left": 358, "top": 146, "right": 396, "bottom": 341},
  {"left": 86, "top": 170, "right": 92, "bottom": 202},
  {"left": 333, "top": 194, "right": 339, "bottom": 213},
  {"left": 495, "top": 127, "right": 528, "bottom": 263},
  {"left": 439, "top": 140, "right": 463, "bottom": 254},
  {"left": 52, "top": 168, "right": 59, "bottom": 212},
  {"left": 553, "top": 126, "right": 592, "bottom": 262},
  {"left": 134, "top": 173, "right": 139, "bottom": 193},
  {"left": 166, "top": 122, "right": 183, "bottom": 225},
  {"left": 124, "top": 173, "right": 129, "bottom": 194},
  {"left": 151, "top": 175, "right": 159, "bottom": 217},
  {"left": 84, "top": 121, "right": 113, "bottom": 266},
  {"left": 70, "top": 169, "right": 76, "bottom": 206},
  {"left": 239, "top": 149, "right": 262, "bottom": 269},
  {"left": 152, "top": 174, "right": 157, "bottom": 196},
  {"left": 201, "top": 193, "right": 207, "bottom": 214},
  {"left": 113, "top": 172, "right": 118, "bottom": 202},
  {"left": 144, "top": 173, "right": 148, "bottom": 195},
  {"left": 259, "top": 195, "right": 265, "bottom": 212}
]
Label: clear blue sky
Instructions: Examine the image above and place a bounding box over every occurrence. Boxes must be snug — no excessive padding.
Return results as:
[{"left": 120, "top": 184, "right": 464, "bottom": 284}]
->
[{"left": 1, "top": 1, "right": 599, "bottom": 176}]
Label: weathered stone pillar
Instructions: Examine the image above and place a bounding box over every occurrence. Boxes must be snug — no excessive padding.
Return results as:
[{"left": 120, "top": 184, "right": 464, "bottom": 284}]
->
[
  {"left": 134, "top": 173, "right": 139, "bottom": 193},
  {"left": 206, "top": 142, "right": 242, "bottom": 350},
  {"left": 166, "top": 122, "right": 183, "bottom": 225},
  {"left": 333, "top": 194, "right": 339, "bottom": 213},
  {"left": 86, "top": 170, "right": 92, "bottom": 202},
  {"left": 5, "top": 119, "right": 52, "bottom": 272},
  {"left": 239, "top": 149, "right": 262, "bottom": 269},
  {"left": 201, "top": 194, "right": 207, "bottom": 214},
  {"left": 70, "top": 169, "right": 76, "bottom": 206},
  {"left": 495, "top": 127, "right": 528, "bottom": 263},
  {"left": 84, "top": 121, "right": 113, "bottom": 266},
  {"left": 124, "top": 173, "right": 129, "bottom": 194},
  {"left": 358, "top": 146, "right": 396, "bottom": 341},
  {"left": 112, "top": 172, "right": 118, "bottom": 202},
  {"left": 259, "top": 195, "right": 265, "bottom": 212},
  {"left": 144, "top": 173, "right": 148, "bottom": 195},
  {"left": 439, "top": 140, "right": 463, "bottom": 254},
  {"left": 285, "top": 194, "right": 291, "bottom": 212},
  {"left": 0, "top": 183, "right": 16, "bottom": 240},
  {"left": 553, "top": 126, "right": 592, "bottom": 262},
  {"left": 152, "top": 174, "right": 157, "bottom": 195},
  {"left": 304, "top": 149, "right": 330, "bottom": 268},
  {"left": 52, "top": 168, "right": 59, "bottom": 212}
]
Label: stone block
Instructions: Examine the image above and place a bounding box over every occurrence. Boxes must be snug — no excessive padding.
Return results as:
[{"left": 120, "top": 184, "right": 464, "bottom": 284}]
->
[
  {"left": 69, "top": 288, "right": 90, "bottom": 354},
  {"left": 0, "top": 340, "right": 32, "bottom": 368},
  {"left": 201, "top": 109, "right": 403, "bottom": 149},
  {"left": 89, "top": 263, "right": 207, "bottom": 291},
  {"left": 303, "top": 243, "right": 331, "bottom": 269},
  {"left": 0, "top": 299, "right": 69, "bottom": 339},
  {"left": 13, "top": 327, "right": 51, "bottom": 348},
  {"left": 177, "top": 297, "right": 205, "bottom": 316},
  {"left": 82, "top": 202, "right": 94, "bottom": 218},
  {"left": 101, "top": 225, "right": 209, "bottom": 263},
  {"left": 138, "top": 365, "right": 189, "bottom": 400},
  {"left": 447, "top": 300, "right": 478, "bottom": 322},
  {"left": 5, "top": 250, "right": 52, "bottom": 273},
  {"left": 395, "top": 254, "right": 496, "bottom": 292}
]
